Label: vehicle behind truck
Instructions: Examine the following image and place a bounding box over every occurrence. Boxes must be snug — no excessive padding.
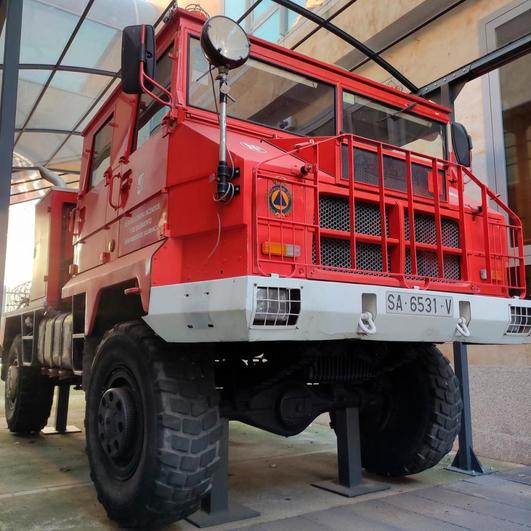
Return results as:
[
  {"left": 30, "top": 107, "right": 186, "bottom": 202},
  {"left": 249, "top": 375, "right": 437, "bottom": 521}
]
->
[{"left": 1, "top": 7, "right": 530, "bottom": 528}]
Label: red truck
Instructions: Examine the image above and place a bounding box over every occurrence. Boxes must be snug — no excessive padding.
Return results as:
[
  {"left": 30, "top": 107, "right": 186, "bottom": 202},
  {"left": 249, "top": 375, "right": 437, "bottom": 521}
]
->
[{"left": 2, "top": 7, "right": 530, "bottom": 528}]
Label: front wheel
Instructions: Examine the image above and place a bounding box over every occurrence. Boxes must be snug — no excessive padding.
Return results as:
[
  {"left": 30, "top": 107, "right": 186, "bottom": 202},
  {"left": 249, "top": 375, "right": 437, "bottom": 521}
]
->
[
  {"left": 359, "top": 344, "right": 462, "bottom": 477},
  {"left": 86, "top": 321, "right": 221, "bottom": 528}
]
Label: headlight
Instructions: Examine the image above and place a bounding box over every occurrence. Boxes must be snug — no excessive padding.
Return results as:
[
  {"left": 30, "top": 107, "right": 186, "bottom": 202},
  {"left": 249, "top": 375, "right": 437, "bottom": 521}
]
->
[{"left": 254, "top": 287, "right": 301, "bottom": 327}]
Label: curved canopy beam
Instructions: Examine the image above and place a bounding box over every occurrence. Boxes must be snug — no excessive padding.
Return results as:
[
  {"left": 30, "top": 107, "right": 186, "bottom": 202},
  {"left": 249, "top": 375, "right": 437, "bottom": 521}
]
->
[{"left": 271, "top": 0, "right": 419, "bottom": 93}]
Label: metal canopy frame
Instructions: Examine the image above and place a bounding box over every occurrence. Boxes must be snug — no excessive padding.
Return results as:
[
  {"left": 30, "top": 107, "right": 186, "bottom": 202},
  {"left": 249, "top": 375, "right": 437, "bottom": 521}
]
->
[
  {"left": 270, "top": 0, "right": 419, "bottom": 92},
  {"left": 3, "top": 0, "right": 530, "bottom": 195}
]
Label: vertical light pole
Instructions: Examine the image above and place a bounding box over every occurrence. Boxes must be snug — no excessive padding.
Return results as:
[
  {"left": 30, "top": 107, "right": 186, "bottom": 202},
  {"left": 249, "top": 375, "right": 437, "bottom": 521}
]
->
[{"left": 0, "top": 0, "right": 23, "bottom": 308}]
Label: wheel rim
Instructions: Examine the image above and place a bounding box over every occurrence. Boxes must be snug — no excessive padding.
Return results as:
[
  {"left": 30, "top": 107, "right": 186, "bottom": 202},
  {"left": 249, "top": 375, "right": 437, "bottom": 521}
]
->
[
  {"left": 97, "top": 368, "right": 144, "bottom": 480},
  {"left": 5, "top": 363, "right": 19, "bottom": 407}
]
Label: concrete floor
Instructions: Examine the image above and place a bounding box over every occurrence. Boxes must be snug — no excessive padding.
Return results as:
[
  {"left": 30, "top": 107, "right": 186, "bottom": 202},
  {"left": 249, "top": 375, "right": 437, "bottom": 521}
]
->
[{"left": 0, "top": 383, "right": 530, "bottom": 531}]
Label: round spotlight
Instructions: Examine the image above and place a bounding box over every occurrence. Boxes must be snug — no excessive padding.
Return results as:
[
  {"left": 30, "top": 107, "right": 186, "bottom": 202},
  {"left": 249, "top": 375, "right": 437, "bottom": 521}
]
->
[{"left": 200, "top": 16, "right": 250, "bottom": 70}]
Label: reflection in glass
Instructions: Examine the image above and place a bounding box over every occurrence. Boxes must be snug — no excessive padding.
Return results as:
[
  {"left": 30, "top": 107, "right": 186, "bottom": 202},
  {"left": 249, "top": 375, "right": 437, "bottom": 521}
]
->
[
  {"left": 188, "top": 38, "right": 335, "bottom": 136},
  {"left": 342, "top": 92, "right": 445, "bottom": 158},
  {"left": 90, "top": 115, "right": 113, "bottom": 188},
  {"left": 135, "top": 48, "right": 173, "bottom": 150}
]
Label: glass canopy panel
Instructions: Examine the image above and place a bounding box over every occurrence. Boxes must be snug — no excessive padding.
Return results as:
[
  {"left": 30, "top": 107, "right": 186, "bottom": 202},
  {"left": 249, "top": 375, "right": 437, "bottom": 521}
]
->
[
  {"left": 48, "top": 136, "right": 84, "bottom": 168},
  {"left": 62, "top": 0, "right": 168, "bottom": 73},
  {"left": 236, "top": 0, "right": 329, "bottom": 46},
  {"left": 26, "top": 70, "right": 111, "bottom": 130},
  {"left": 18, "top": 0, "right": 90, "bottom": 64},
  {"left": 78, "top": 78, "right": 121, "bottom": 131},
  {"left": 15, "top": 70, "right": 51, "bottom": 129},
  {"left": 15, "top": 132, "right": 68, "bottom": 164}
]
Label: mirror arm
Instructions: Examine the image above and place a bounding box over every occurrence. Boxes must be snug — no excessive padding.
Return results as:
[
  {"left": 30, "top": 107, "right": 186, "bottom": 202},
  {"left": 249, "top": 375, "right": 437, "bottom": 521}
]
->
[{"left": 139, "top": 60, "right": 173, "bottom": 108}]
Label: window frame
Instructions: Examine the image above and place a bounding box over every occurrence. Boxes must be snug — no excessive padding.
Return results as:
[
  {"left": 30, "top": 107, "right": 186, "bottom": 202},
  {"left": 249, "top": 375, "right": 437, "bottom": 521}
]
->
[
  {"left": 481, "top": 0, "right": 531, "bottom": 266},
  {"left": 87, "top": 113, "right": 114, "bottom": 190}
]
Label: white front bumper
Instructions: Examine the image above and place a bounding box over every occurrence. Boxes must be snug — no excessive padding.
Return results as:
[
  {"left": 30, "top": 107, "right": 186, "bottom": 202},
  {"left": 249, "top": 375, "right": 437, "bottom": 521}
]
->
[{"left": 144, "top": 276, "right": 531, "bottom": 344}]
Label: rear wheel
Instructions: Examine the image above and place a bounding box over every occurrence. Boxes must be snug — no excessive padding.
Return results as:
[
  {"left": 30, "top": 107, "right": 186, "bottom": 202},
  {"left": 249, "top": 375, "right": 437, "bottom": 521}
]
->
[
  {"left": 359, "top": 344, "right": 462, "bottom": 476},
  {"left": 4, "top": 335, "right": 54, "bottom": 434},
  {"left": 86, "top": 321, "right": 221, "bottom": 528}
]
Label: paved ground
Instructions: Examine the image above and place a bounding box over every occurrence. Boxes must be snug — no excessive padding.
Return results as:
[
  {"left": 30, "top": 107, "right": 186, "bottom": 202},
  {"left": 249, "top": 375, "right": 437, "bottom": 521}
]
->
[{"left": 0, "top": 383, "right": 530, "bottom": 531}]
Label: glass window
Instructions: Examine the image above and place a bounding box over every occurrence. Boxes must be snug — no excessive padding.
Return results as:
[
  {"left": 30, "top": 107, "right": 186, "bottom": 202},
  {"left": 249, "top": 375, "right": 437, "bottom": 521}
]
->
[
  {"left": 496, "top": 12, "right": 531, "bottom": 249},
  {"left": 134, "top": 47, "right": 173, "bottom": 150},
  {"left": 188, "top": 38, "right": 335, "bottom": 136},
  {"left": 90, "top": 116, "right": 113, "bottom": 188},
  {"left": 342, "top": 92, "right": 445, "bottom": 158}
]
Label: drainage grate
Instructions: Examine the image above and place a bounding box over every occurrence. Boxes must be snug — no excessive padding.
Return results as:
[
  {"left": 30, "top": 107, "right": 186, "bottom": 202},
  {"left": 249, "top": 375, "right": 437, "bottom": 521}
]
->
[{"left": 505, "top": 305, "right": 531, "bottom": 336}]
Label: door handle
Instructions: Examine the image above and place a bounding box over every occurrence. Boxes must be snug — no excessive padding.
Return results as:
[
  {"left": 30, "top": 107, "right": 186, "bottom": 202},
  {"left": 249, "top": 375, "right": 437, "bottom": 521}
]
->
[{"left": 106, "top": 170, "right": 132, "bottom": 210}]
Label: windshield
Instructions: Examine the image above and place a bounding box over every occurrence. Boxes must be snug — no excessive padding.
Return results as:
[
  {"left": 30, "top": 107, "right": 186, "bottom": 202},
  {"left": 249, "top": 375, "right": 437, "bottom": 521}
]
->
[
  {"left": 342, "top": 92, "right": 445, "bottom": 158},
  {"left": 188, "top": 38, "right": 336, "bottom": 136}
]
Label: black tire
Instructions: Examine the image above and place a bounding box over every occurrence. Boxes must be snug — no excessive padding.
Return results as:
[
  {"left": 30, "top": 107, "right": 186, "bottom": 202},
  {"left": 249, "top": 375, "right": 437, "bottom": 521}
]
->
[
  {"left": 4, "top": 335, "right": 54, "bottom": 434},
  {"left": 85, "top": 321, "right": 221, "bottom": 529},
  {"left": 360, "top": 344, "right": 462, "bottom": 477}
]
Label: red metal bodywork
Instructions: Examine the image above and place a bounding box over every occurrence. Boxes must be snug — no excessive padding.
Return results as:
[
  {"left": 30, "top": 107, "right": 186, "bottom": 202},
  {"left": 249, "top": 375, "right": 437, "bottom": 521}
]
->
[
  {"left": 30, "top": 189, "right": 77, "bottom": 309},
  {"left": 60, "top": 9, "right": 525, "bottom": 334}
]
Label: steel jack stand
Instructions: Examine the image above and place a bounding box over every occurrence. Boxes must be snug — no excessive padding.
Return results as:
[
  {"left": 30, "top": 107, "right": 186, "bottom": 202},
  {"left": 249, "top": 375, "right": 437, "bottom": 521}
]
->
[
  {"left": 41, "top": 383, "right": 81, "bottom": 435},
  {"left": 447, "top": 343, "right": 493, "bottom": 476},
  {"left": 313, "top": 407, "right": 389, "bottom": 497},
  {"left": 187, "top": 418, "right": 259, "bottom": 528}
]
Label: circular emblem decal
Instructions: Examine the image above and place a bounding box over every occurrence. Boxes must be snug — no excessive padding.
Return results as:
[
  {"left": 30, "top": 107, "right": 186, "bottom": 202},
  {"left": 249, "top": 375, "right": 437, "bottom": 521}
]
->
[{"left": 268, "top": 184, "right": 292, "bottom": 216}]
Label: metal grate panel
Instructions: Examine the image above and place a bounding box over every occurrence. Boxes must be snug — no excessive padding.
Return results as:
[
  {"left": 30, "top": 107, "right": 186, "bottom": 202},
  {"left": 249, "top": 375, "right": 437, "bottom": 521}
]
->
[
  {"left": 318, "top": 238, "right": 389, "bottom": 272},
  {"left": 319, "top": 196, "right": 388, "bottom": 235},
  {"left": 319, "top": 195, "right": 350, "bottom": 231},
  {"left": 405, "top": 212, "right": 460, "bottom": 248},
  {"left": 320, "top": 238, "right": 352, "bottom": 268},
  {"left": 356, "top": 242, "right": 385, "bottom": 271},
  {"left": 406, "top": 250, "right": 461, "bottom": 279},
  {"left": 505, "top": 305, "right": 531, "bottom": 336}
]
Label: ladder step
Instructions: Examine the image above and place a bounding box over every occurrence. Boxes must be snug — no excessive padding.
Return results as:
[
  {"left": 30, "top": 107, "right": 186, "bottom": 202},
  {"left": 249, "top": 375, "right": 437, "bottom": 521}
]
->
[{"left": 72, "top": 333, "right": 85, "bottom": 339}]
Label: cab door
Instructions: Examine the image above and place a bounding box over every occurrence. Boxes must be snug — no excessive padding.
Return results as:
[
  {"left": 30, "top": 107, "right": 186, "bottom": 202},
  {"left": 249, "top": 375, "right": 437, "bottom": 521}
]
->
[
  {"left": 116, "top": 46, "right": 175, "bottom": 258},
  {"left": 73, "top": 114, "right": 115, "bottom": 273}
]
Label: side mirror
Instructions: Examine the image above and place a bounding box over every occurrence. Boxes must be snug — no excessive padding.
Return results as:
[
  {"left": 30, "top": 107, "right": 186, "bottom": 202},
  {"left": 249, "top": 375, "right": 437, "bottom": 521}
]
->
[
  {"left": 451, "top": 122, "right": 472, "bottom": 167},
  {"left": 121, "top": 25, "right": 156, "bottom": 94}
]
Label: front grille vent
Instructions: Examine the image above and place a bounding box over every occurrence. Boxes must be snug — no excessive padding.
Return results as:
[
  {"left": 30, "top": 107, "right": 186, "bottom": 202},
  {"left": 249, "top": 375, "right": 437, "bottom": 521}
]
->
[
  {"left": 319, "top": 238, "right": 390, "bottom": 272},
  {"left": 317, "top": 195, "right": 461, "bottom": 279},
  {"left": 405, "top": 250, "right": 461, "bottom": 279},
  {"left": 505, "top": 305, "right": 531, "bottom": 336},
  {"left": 405, "top": 212, "right": 460, "bottom": 248},
  {"left": 319, "top": 196, "right": 388, "bottom": 235}
]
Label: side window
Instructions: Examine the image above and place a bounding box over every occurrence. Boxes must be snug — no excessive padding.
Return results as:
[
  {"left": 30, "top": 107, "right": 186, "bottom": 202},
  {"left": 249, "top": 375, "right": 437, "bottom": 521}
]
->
[
  {"left": 134, "top": 47, "right": 173, "bottom": 150},
  {"left": 90, "top": 115, "right": 113, "bottom": 188}
]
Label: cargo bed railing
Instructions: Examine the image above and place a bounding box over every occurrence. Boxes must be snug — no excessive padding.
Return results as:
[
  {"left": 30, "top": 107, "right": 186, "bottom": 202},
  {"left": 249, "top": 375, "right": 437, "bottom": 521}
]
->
[{"left": 253, "top": 134, "right": 526, "bottom": 298}]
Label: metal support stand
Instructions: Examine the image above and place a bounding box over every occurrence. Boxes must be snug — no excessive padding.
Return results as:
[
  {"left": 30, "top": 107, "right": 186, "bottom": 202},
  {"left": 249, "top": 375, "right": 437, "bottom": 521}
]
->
[
  {"left": 41, "top": 384, "right": 81, "bottom": 435},
  {"left": 187, "top": 418, "right": 259, "bottom": 528},
  {"left": 312, "top": 407, "right": 389, "bottom": 497},
  {"left": 447, "top": 343, "right": 493, "bottom": 476}
]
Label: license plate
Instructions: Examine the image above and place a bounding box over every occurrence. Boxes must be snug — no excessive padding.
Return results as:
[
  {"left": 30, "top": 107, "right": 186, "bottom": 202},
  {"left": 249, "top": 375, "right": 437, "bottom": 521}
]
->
[{"left": 385, "top": 291, "right": 453, "bottom": 317}]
